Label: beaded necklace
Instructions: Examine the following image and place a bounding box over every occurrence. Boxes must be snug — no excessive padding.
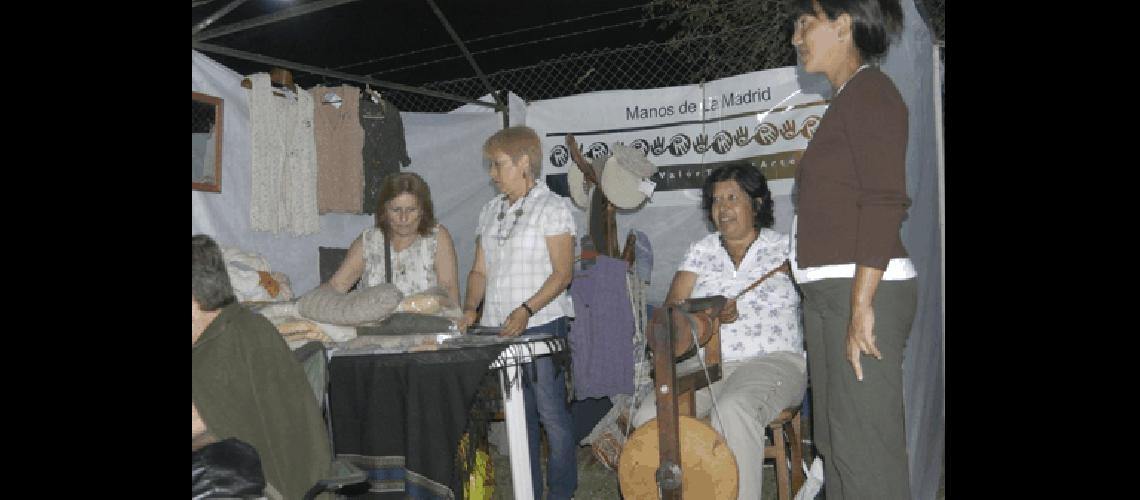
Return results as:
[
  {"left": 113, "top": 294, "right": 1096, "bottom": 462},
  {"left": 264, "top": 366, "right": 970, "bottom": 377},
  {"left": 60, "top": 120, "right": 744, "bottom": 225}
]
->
[{"left": 495, "top": 185, "right": 535, "bottom": 245}]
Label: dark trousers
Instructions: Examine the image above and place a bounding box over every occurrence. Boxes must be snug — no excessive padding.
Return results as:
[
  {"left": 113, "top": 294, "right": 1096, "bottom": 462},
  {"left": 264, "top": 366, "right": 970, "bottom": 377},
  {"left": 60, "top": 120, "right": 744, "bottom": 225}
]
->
[{"left": 801, "top": 277, "right": 916, "bottom": 500}]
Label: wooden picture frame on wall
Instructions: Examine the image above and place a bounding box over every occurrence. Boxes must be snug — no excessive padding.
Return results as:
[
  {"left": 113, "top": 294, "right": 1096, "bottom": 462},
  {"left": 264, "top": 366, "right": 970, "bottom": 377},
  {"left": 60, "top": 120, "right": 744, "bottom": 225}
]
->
[{"left": 192, "top": 91, "right": 224, "bottom": 193}]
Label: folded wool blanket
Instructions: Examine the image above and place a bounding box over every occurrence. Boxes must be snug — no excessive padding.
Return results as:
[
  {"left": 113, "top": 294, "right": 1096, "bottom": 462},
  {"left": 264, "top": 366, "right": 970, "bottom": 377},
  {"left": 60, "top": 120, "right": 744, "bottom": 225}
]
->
[
  {"left": 313, "top": 322, "right": 357, "bottom": 342},
  {"left": 278, "top": 320, "right": 332, "bottom": 343},
  {"left": 297, "top": 284, "right": 402, "bottom": 325}
]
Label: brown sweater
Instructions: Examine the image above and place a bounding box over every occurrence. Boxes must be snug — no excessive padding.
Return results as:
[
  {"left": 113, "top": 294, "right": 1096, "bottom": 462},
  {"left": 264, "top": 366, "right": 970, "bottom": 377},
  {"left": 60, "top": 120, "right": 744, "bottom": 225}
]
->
[
  {"left": 311, "top": 85, "right": 365, "bottom": 214},
  {"left": 794, "top": 67, "right": 910, "bottom": 270}
]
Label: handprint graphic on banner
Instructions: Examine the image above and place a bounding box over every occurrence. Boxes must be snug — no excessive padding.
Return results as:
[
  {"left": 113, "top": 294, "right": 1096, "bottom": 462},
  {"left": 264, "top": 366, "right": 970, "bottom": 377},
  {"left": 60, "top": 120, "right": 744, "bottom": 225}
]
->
[
  {"left": 734, "top": 126, "right": 752, "bottom": 147},
  {"left": 549, "top": 145, "right": 569, "bottom": 168},
  {"left": 630, "top": 139, "right": 651, "bottom": 156},
  {"left": 754, "top": 123, "right": 780, "bottom": 146},
  {"left": 711, "top": 131, "right": 734, "bottom": 155},
  {"left": 800, "top": 115, "right": 822, "bottom": 139},
  {"left": 585, "top": 142, "right": 610, "bottom": 160},
  {"left": 693, "top": 133, "right": 710, "bottom": 154},
  {"left": 528, "top": 66, "right": 832, "bottom": 205},
  {"left": 668, "top": 134, "right": 692, "bottom": 156}
]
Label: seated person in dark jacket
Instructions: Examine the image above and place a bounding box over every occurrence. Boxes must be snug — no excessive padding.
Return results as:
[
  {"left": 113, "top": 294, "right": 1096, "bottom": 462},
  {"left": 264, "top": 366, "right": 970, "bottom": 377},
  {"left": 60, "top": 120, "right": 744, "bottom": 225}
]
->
[{"left": 192, "top": 234, "right": 332, "bottom": 500}]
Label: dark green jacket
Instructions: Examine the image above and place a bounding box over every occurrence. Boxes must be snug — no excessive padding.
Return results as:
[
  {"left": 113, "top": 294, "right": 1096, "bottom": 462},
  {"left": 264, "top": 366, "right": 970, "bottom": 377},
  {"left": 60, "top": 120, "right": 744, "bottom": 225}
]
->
[{"left": 193, "top": 303, "right": 332, "bottom": 499}]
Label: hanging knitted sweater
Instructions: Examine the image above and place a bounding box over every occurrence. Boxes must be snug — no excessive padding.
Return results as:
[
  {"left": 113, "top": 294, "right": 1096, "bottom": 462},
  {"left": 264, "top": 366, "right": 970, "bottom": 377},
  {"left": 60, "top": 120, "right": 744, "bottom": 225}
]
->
[
  {"left": 359, "top": 95, "right": 411, "bottom": 214},
  {"left": 247, "top": 73, "right": 319, "bottom": 235},
  {"left": 310, "top": 85, "right": 365, "bottom": 214}
]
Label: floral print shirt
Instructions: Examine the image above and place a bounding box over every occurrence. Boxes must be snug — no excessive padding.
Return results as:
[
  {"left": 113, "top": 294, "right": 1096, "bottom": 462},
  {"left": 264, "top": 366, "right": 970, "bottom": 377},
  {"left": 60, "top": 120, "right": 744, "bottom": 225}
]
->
[
  {"left": 680, "top": 229, "right": 804, "bottom": 362},
  {"left": 361, "top": 225, "right": 440, "bottom": 296}
]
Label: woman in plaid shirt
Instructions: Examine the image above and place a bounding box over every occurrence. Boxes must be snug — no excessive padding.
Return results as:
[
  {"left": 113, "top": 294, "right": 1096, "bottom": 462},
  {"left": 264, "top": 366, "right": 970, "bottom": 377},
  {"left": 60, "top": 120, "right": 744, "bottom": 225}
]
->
[{"left": 459, "top": 126, "right": 578, "bottom": 499}]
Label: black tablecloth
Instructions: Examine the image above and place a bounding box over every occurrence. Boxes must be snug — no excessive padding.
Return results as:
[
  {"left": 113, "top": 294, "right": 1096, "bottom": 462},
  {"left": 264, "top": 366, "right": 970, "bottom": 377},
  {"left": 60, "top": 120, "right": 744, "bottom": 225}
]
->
[{"left": 328, "top": 344, "right": 508, "bottom": 499}]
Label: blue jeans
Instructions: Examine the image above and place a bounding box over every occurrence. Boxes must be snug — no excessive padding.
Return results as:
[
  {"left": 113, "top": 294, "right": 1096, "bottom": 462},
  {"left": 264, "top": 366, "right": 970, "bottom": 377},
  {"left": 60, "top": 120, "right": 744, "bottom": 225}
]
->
[{"left": 521, "top": 316, "right": 577, "bottom": 499}]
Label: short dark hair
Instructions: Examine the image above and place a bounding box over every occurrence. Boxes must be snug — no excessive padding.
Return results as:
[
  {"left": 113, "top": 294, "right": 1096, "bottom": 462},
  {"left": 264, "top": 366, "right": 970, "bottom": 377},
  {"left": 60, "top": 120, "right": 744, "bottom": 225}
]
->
[
  {"left": 374, "top": 172, "right": 437, "bottom": 236},
  {"left": 702, "top": 161, "right": 775, "bottom": 230},
  {"left": 483, "top": 126, "right": 543, "bottom": 178},
  {"left": 192, "top": 234, "right": 236, "bottom": 311},
  {"left": 788, "top": 0, "right": 903, "bottom": 63}
]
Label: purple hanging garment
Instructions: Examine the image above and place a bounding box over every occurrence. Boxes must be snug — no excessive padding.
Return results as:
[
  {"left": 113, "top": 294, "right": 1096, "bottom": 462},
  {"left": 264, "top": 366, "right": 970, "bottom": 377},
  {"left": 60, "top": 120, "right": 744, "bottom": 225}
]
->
[{"left": 569, "top": 255, "right": 635, "bottom": 399}]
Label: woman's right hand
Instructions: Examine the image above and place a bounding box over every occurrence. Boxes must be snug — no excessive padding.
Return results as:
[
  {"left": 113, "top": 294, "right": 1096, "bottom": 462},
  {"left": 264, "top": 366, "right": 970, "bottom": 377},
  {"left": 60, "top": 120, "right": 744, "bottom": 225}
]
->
[
  {"left": 718, "top": 298, "right": 739, "bottom": 323},
  {"left": 457, "top": 309, "right": 479, "bottom": 333},
  {"left": 192, "top": 403, "right": 206, "bottom": 439}
]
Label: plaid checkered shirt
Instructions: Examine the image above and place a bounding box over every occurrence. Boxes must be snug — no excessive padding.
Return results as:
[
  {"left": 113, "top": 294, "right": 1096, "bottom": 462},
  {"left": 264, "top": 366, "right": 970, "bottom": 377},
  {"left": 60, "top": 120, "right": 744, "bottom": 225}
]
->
[{"left": 476, "top": 181, "right": 576, "bottom": 327}]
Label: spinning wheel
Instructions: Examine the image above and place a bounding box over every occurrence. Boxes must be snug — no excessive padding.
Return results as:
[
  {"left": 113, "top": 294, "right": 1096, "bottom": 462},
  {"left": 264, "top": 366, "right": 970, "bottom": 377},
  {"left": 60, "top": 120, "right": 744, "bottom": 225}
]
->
[
  {"left": 618, "top": 416, "right": 737, "bottom": 499},
  {"left": 617, "top": 298, "right": 737, "bottom": 499}
]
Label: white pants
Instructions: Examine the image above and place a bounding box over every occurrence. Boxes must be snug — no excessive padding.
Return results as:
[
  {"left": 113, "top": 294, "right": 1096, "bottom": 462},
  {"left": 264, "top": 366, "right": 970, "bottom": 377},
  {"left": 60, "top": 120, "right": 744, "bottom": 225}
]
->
[{"left": 631, "top": 351, "right": 807, "bottom": 500}]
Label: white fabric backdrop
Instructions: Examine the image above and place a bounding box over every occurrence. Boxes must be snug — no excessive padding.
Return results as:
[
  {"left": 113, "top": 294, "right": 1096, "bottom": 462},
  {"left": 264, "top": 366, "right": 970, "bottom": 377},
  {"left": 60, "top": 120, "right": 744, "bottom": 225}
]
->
[{"left": 879, "top": 1, "right": 944, "bottom": 497}]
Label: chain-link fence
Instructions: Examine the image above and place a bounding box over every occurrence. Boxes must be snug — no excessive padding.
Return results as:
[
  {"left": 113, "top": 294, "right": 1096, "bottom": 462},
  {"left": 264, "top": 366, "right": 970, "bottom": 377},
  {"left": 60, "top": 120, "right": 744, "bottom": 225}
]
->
[
  {"left": 383, "top": 0, "right": 941, "bottom": 113},
  {"left": 383, "top": 27, "right": 789, "bottom": 112}
]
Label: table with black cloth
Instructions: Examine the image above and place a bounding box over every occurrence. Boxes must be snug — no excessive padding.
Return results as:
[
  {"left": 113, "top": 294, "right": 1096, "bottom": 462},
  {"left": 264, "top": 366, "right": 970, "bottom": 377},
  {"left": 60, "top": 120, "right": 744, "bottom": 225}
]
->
[{"left": 327, "top": 335, "right": 568, "bottom": 500}]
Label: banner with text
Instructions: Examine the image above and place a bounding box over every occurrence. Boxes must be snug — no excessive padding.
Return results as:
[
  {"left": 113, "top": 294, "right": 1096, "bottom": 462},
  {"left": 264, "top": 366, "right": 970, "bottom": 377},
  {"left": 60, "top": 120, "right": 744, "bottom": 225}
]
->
[{"left": 528, "top": 66, "right": 830, "bottom": 206}]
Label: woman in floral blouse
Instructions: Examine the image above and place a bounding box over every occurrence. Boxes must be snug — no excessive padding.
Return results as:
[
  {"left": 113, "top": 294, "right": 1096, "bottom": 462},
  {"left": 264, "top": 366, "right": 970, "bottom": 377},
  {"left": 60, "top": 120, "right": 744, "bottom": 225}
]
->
[{"left": 630, "top": 161, "right": 807, "bottom": 500}]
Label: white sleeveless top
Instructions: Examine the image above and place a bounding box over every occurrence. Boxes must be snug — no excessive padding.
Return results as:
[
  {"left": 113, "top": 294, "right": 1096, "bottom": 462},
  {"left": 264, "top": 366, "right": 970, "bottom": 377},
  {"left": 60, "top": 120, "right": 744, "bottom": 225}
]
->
[{"left": 360, "top": 225, "right": 440, "bottom": 296}]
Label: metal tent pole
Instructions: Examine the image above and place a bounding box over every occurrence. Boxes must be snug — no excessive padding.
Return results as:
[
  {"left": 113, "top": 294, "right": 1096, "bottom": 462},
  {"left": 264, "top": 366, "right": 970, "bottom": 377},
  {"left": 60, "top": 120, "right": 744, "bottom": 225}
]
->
[
  {"left": 193, "top": 42, "right": 502, "bottom": 110},
  {"left": 191, "top": 0, "right": 255, "bottom": 37},
  {"left": 424, "top": 0, "right": 505, "bottom": 110},
  {"left": 193, "top": 0, "right": 366, "bottom": 42}
]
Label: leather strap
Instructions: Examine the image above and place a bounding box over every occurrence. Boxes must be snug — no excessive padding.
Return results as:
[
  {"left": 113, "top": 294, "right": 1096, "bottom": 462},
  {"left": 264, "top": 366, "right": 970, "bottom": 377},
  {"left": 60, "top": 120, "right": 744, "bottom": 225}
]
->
[
  {"left": 383, "top": 229, "right": 393, "bottom": 284},
  {"left": 733, "top": 260, "right": 790, "bottom": 300}
]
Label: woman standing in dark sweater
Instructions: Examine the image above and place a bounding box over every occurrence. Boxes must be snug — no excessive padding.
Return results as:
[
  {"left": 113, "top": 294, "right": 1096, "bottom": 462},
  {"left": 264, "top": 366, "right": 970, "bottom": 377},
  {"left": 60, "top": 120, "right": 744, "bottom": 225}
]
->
[{"left": 788, "top": 1, "right": 917, "bottom": 498}]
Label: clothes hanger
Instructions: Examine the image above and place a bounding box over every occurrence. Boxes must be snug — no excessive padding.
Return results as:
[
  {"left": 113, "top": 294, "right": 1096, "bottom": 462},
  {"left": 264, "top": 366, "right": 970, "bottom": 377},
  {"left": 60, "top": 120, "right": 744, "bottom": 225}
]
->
[
  {"left": 239, "top": 70, "right": 297, "bottom": 101},
  {"left": 576, "top": 235, "right": 598, "bottom": 270},
  {"left": 319, "top": 77, "right": 344, "bottom": 107},
  {"left": 239, "top": 73, "right": 290, "bottom": 99},
  {"left": 361, "top": 83, "right": 379, "bottom": 104},
  {"left": 265, "top": 68, "right": 298, "bottom": 99},
  {"left": 268, "top": 68, "right": 296, "bottom": 92}
]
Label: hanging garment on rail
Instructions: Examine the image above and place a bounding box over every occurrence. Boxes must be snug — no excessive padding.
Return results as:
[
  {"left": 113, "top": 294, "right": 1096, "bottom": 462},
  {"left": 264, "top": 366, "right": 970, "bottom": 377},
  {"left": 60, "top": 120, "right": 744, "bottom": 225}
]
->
[
  {"left": 311, "top": 85, "right": 365, "bottom": 214},
  {"left": 569, "top": 254, "right": 635, "bottom": 399},
  {"left": 247, "top": 72, "right": 319, "bottom": 235},
  {"left": 359, "top": 95, "right": 411, "bottom": 214}
]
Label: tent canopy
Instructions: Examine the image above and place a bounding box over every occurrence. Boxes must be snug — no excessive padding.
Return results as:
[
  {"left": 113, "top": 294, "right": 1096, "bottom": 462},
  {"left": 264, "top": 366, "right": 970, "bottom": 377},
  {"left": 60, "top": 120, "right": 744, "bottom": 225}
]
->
[{"left": 191, "top": 0, "right": 674, "bottom": 109}]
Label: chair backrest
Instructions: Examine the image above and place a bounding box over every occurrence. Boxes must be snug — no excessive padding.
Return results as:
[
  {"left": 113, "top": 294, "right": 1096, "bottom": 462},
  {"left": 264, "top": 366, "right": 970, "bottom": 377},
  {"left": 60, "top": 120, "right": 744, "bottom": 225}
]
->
[
  {"left": 292, "top": 341, "right": 328, "bottom": 406},
  {"left": 318, "top": 246, "right": 350, "bottom": 290},
  {"left": 291, "top": 341, "right": 370, "bottom": 500}
]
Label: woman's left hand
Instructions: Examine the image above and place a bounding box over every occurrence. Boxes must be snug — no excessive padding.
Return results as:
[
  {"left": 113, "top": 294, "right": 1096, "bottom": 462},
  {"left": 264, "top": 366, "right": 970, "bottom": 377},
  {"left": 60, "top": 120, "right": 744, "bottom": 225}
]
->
[
  {"left": 499, "top": 307, "right": 530, "bottom": 337},
  {"left": 846, "top": 304, "right": 882, "bottom": 382}
]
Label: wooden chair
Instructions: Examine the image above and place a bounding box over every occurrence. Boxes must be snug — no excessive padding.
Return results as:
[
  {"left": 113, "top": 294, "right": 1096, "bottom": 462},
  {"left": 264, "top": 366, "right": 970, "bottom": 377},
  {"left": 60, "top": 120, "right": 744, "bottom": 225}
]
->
[{"left": 765, "top": 406, "right": 806, "bottom": 500}]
